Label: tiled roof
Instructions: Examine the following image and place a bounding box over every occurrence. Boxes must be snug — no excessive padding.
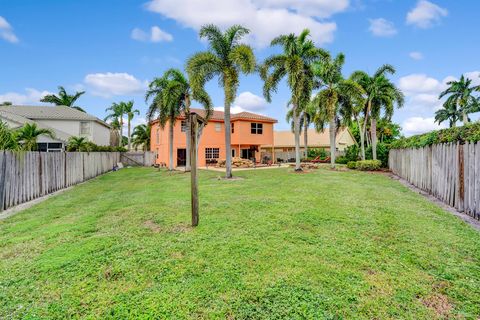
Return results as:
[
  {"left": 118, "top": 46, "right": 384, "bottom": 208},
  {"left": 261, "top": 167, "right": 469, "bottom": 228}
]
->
[
  {"left": 0, "top": 105, "right": 110, "bottom": 128},
  {"left": 172, "top": 108, "right": 277, "bottom": 123}
]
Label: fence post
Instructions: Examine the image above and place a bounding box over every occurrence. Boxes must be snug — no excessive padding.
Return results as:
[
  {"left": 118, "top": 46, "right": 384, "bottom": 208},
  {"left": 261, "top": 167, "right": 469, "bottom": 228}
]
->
[{"left": 0, "top": 151, "right": 6, "bottom": 212}]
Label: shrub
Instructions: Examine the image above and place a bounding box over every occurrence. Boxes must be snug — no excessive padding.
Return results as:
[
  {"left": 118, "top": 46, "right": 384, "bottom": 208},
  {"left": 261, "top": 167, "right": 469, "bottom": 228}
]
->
[
  {"left": 335, "top": 156, "right": 348, "bottom": 164},
  {"left": 344, "top": 144, "right": 359, "bottom": 162},
  {"left": 347, "top": 161, "right": 357, "bottom": 169},
  {"left": 355, "top": 160, "right": 382, "bottom": 171},
  {"left": 307, "top": 148, "right": 327, "bottom": 159},
  {"left": 365, "top": 142, "right": 390, "bottom": 167}
]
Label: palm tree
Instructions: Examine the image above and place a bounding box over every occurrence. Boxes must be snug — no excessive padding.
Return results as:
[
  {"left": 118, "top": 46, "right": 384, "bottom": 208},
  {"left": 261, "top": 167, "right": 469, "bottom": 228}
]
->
[
  {"left": 16, "top": 123, "right": 55, "bottom": 151},
  {"left": 0, "top": 120, "right": 19, "bottom": 150},
  {"left": 67, "top": 136, "right": 90, "bottom": 151},
  {"left": 148, "top": 69, "right": 212, "bottom": 171},
  {"left": 122, "top": 101, "right": 140, "bottom": 150},
  {"left": 104, "top": 102, "right": 125, "bottom": 146},
  {"left": 260, "top": 29, "right": 328, "bottom": 171},
  {"left": 286, "top": 103, "right": 315, "bottom": 158},
  {"left": 351, "top": 65, "right": 404, "bottom": 160},
  {"left": 187, "top": 24, "right": 255, "bottom": 178},
  {"left": 40, "top": 86, "right": 86, "bottom": 112},
  {"left": 311, "top": 53, "right": 365, "bottom": 168},
  {"left": 439, "top": 75, "right": 480, "bottom": 124},
  {"left": 435, "top": 100, "right": 461, "bottom": 128},
  {"left": 131, "top": 124, "right": 151, "bottom": 151}
]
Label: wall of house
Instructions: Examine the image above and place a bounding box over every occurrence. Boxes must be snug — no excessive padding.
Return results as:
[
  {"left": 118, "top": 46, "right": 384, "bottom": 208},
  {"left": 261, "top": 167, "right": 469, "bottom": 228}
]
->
[
  {"left": 91, "top": 122, "right": 111, "bottom": 146},
  {"left": 150, "top": 118, "right": 275, "bottom": 167},
  {"left": 35, "top": 119, "right": 110, "bottom": 146}
]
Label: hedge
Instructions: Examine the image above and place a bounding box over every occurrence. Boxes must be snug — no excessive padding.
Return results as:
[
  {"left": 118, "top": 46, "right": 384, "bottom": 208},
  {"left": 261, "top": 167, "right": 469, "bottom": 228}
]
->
[{"left": 390, "top": 122, "right": 480, "bottom": 149}]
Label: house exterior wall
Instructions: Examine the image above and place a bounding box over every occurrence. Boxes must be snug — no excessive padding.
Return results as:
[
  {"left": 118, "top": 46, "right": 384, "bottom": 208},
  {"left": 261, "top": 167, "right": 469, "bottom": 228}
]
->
[
  {"left": 150, "top": 118, "right": 275, "bottom": 167},
  {"left": 35, "top": 119, "right": 110, "bottom": 146}
]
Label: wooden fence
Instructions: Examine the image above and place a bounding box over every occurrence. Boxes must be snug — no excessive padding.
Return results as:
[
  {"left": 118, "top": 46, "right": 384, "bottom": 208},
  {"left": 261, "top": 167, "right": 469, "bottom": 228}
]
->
[
  {"left": 120, "top": 151, "right": 156, "bottom": 167},
  {"left": 389, "top": 142, "right": 480, "bottom": 220},
  {"left": 0, "top": 151, "right": 121, "bottom": 212}
]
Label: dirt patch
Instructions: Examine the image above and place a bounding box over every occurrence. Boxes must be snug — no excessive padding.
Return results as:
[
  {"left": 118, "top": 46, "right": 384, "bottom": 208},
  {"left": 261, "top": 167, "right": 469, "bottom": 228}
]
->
[
  {"left": 421, "top": 293, "right": 453, "bottom": 318},
  {"left": 216, "top": 176, "right": 245, "bottom": 181},
  {"left": 143, "top": 220, "right": 162, "bottom": 233},
  {"left": 169, "top": 224, "right": 192, "bottom": 233}
]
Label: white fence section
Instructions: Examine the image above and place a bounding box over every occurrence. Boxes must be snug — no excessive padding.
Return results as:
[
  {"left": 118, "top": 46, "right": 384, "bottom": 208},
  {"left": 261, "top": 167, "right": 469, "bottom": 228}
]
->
[
  {"left": 0, "top": 151, "right": 121, "bottom": 212},
  {"left": 120, "top": 151, "right": 157, "bottom": 167},
  {"left": 389, "top": 142, "right": 480, "bottom": 220}
]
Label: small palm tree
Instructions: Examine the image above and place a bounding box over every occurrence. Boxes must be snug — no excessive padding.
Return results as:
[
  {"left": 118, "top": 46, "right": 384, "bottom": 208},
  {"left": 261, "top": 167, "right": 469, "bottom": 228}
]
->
[
  {"left": 67, "top": 136, "right": 90, "bottom": 152},
  {"left": 435, "top": 101, "right": 461, "bottom": 128},
  {"left": 187, "top": 24, "right": 255, "bottom": 178},
  {"left": 0, "top": 120, "right": 19, "bottom": 150},
  {"left": 351, "top": 65, "right": 403, "bottom": 160},
  {"left": 311, "top": 53, "right": 365, "bottom": 168},
  {"left": 122, "top": 101, "right": 140, "bottom": 150},
  {"left": 260, "top": 29, "right": 328, "bottom": 171},
  {"left": 439, "top": 75, "right": 480, "bottom": 124},
  {"left": 16, "top": 123, "right": 55, "bottom": 151},
  {"left": 131, "top": 124, "right": 151, "bottom": 151},
  {"left": 104, "top": 102, "right": 125, "bottom": 146},
  {"left": 40, "top": 86, "right": 86, "bottom": 112}
]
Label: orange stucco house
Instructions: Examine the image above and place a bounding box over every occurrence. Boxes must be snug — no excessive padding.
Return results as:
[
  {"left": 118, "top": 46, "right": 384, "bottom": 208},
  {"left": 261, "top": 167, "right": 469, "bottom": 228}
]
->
[{"left": 150, "top": 108, "right": 277, "bottom": 168}]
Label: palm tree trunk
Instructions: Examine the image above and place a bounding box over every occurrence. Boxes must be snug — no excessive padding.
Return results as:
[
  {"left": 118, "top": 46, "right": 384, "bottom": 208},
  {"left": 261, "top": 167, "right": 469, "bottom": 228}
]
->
[
  {"left": 329, "top": 118, "right": 336, "bottom": 169},
  {"left": 224, "top": 98, "right": 233, "bottom": 179},
  {"left": 293, "top": 108, "right": 302, "bottom": 171},
  {"left": 169, "top": 119, "right": 174, "bottom": 171},
  {"left": 127, "top": 119, "right": 131, "bottom": 150},
  {"left": 185, "top": 117, "right": 191, "bottom": 172},
  {"left": 463, "top": 111, "right": 469, "bottom": 124},
  {"left": 363, "top": 100, "right": 371, "bottom": 151},
  {"left": 119, "top": 117, "right": 124, "bottom": 147},
  {"left": 357, "top": 117, "right": 365, "bottom": 160},
  {"left": 303, "top": 117, "right": 308, "bottom": 159},
  {"left": 371, "top": 117, "right": 377, "bottom": 161}
]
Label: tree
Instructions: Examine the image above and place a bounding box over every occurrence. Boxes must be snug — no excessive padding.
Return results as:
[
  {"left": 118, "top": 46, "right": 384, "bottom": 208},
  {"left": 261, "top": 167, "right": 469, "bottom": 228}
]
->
[
  {"left": 260, "top": 29, "right": 328, "bottom": 171},
  {"left": 148, "top": 69, "right": 212, "bottom": 171},
  {"left": 40, "top": 86, "right": 86, "bottom": 112},
  {"left": 435, "top": 100, "right": 462, "bottom": 128},
  {"left": 286, "top": 103, "right": 314, "bottom": 158},
  {"left": 131, "top": 124, "right": 151, "bottom": 151},
  {"left": 16, "top": 123, "right": 55, "bottom": 151},
  {"left": 187, "top": 24, "right": 255, "bottom": 178},
  {"left": 122, "top": 101, "right": 140, "bottom": 150},
  {"left": 351, "top": 65, "right": 403, "bottom": 160},
  {"left": 0, "top": 120, "right": 19, "bottom": 150},
  {"left": 310, "top": 53, "right": 365, "bottom": 168},
  {"left": 439, "top": 75, "right": 480, "bottom": 124},
  {"left": 67, "top": 136, "right": 90, "bottom": 151},
  {"left": 104, "top": 102, "right": 125, "bottom": 146}
]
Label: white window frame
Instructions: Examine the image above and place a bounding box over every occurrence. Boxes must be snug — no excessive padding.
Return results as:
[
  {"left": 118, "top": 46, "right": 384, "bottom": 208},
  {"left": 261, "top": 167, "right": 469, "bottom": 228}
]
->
[
  {"left": 215, "top": 123, "right": 221, "bottom": 132},
  {"left": 181, "top": 120, "right": 187, "bottom": 132},
  {"left": 80, "top": 121, "right": 91, "bottom": 135},
  {"left": 251, "top": 122, "right": 263, "bottom": 134},
  {"left": 205, "top": 148, "right": 220, "bottom": 159}
]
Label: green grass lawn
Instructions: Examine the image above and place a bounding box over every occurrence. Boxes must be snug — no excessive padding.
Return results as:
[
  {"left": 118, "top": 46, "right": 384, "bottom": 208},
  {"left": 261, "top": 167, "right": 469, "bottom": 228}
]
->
[{"left": 1, "top": 167, "right": 479, "bottom": 319}]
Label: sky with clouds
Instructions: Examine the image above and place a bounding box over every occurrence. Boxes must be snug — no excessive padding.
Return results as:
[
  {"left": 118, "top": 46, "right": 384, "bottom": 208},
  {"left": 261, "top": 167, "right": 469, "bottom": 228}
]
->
[{"left": 1, "top": 0, "right": 479, "bottom": 136}]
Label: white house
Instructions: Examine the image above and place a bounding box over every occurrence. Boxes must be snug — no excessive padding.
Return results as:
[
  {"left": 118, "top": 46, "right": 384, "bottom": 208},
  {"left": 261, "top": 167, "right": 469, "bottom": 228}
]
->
[{"left": 0, "top": 105, "right": 111, "bottom": 151}]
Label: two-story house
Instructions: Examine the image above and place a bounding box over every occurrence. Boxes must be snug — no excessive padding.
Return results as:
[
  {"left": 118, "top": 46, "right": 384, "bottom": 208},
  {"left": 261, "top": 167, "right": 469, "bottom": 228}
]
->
[
  {"left": 150, "top": 108, "right": 277, "bottom": 167},
  {"left": 0, "top": 105, "right": 111, "bottom": 151}
]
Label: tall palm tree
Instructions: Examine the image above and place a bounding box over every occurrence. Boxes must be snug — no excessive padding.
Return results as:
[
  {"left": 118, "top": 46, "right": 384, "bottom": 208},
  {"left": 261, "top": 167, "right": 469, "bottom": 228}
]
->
[
  {"left": 40, "top": 86, "right": 86, "bottom": 112},
  {"left": 286, "top": 103, "right": 315, "bottom": 158},
  {"left": 435, "top": 100, "right": 461, "bottom": 128},
  {"left": 187, "top": 24, "right": 255, "bottom": 178},
  {"left": 16, "top": 123, "right": 55, "bottom": 151},
  {"left": 148, "top": 69, "right": 212, "bottom": 171},
  {"left": 122, "top": 101, "right": 140, "bottom": 150},
  {"left": 104, "top": 102, "right": 125, "bottom": 146},
  {"left": 260, "top": 29, "right": 328, "bottom": 171},
  {"left": 131, "top": 124, "right": 151, "bottom": 151},
  {"left": 311, "top": 53, "right": 365, "bottom": 168},
  {"left": 351, "top": 65, "right": 404, "bottom": 160},
  {"left": 439, "top": 75, "right": 480, "bottom": 124}
]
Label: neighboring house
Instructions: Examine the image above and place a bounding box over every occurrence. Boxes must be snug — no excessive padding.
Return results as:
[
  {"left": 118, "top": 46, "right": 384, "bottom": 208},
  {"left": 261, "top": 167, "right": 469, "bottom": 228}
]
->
[
  {"left": 261, "top": 128, "right": 356, "bottom": 162},
  {"left": 0, "top": 105, "right": 111, "bottom": 151},
  {"left": 150, "top": 108, "right": 277, "bottom": 167}
]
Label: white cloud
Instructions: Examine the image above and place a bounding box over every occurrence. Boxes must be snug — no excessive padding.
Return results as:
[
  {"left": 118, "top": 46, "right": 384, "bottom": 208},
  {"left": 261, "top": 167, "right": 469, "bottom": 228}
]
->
[
  {"left": 233, "top": 91, "right": 268, "bottom": 111},
  {"left": 409, "top": 51, "right": 423, "bottom": 60},
  {"left": 406, "top": 0, "right": 447, "bottom": 29},
  {"left": 0, "top": 16, "right": 19, "bottom": 43},
  {"left": 402, "top": 116, "right": 446, "bottom": 136},
  {"left": 145, "top": 0, "right": 345, "bottom": 47},
  {"left": 398, "top": 74, "right": 445, "bottom": 95},
  {"left": 131, "top": 26, "right": 173, "bottom": 42},
  {"left": 84, "top": 72, "right": 146, "bottom": 97},
  {"left": 0, "top": 88, "right": 51, "bottom": 105},
  {"left": 368, "top": 18, "right": 397, "bottom": 37}
]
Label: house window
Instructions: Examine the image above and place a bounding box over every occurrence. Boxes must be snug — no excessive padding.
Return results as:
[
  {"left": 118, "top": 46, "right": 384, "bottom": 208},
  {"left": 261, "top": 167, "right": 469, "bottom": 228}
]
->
[
  {"left": 251, "top": 123, "right": 263, "bottom": 134},
  {"left": 215, "top": 123, "right": 221, "bottom": 132},
  {"left": 181, "top": 120, "right": 187, "bottom": 132},
  {"left": 80, "top": 121, "right": 91, "bottom": 135},
  {"left": 231, "top": 123, "right": 235, "bottom": 133},
  {"left": 232, "top": 149, "right": 236, "bottom": 157},
  {"left": 205, "top": 148, "right": 220, "bottom": 159}
]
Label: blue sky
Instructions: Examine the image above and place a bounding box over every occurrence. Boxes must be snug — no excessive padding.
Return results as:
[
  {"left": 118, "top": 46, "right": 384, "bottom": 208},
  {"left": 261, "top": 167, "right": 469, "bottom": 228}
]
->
[{"left": 1, "top": 0, "right": 479, "bottom": 136}]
